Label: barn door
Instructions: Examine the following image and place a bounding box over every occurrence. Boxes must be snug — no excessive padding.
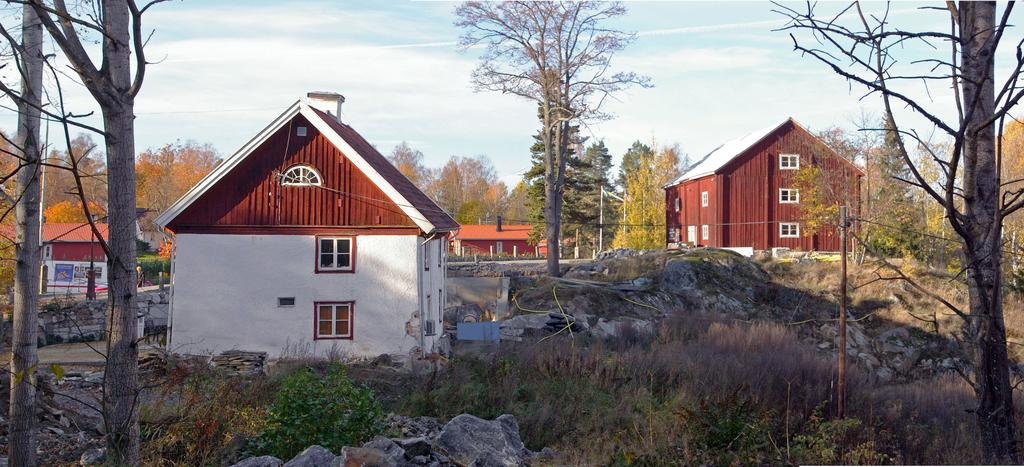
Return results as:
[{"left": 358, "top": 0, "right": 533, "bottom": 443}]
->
[{"left": 687, "top": 226, "right": 696, "bottom": 244}]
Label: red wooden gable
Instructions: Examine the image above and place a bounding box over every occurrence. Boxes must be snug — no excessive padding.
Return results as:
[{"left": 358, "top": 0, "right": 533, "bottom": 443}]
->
[{"left": 167, "top": 114, "right": 419, "bottom": 234}]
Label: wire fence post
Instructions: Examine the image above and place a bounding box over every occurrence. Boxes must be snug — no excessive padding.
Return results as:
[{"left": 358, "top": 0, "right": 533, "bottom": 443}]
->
[{"left": 838, "top": 205, "right": 849, "bottom": 420}]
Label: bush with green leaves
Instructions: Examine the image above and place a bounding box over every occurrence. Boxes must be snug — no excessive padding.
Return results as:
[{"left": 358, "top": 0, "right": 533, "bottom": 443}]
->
[{"left": 253, "top": 364, "right": 384, "bottom": 459}]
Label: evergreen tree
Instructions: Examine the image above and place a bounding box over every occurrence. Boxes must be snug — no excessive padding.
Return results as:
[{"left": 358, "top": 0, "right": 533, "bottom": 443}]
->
[
  {"left": 617, "top": 141, "right": 653, "bottom": 190},
  {"left": 524, "top": 129, "right": 589, "bottom": 245},
  {"left": 578, "top": 141, "right": 616, "bottom": 250},
  {"left": 866, "top": 117, "right": 925, "bottom": 258}
]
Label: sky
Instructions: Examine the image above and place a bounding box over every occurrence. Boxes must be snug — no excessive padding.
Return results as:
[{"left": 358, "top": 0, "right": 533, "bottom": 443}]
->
[{"left": 0, "top": 1, "right": 989, "bottom": 186}]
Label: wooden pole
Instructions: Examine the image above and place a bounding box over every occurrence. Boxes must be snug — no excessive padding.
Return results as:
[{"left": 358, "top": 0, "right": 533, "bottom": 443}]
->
[
  {"left": 575, "top": 228, "right": 580, "bottom": 259},
  {"left": 599, "top": 185, "right": 604, "bottom": 253},
  {"left": 838, "top": 205, "right": 849, "bottom": 419}
]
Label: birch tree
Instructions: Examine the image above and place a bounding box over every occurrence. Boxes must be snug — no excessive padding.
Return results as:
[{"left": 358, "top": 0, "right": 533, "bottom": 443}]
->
[
  {"left": 455, "top": 1, "right": 649, "bottom": 276},
  {"left": 6, "top": 4, "right": 43, "bottom": 465},
  {"left": 778, "top": 2, "right": 1022, "bottom": 461}
]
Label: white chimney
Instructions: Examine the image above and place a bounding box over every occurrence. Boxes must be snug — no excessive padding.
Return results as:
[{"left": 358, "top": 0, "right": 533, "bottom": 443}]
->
[{"left": 306, "top": 91, "right": 345, "bottom": 121}]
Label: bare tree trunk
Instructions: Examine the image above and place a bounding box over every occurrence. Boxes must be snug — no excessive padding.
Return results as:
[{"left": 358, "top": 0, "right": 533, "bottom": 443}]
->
[
  {"left": 97, "top": 1, "right": 141, "bottom": 464},
  {"left": 101, "top": 106, "right": 140, "bottom": 466},
  {"left": 960, "top": 2, "right": 1019, "bottom": 463},
  {"left": 9, "top": 5, "right": 44, "bottom": 466}
]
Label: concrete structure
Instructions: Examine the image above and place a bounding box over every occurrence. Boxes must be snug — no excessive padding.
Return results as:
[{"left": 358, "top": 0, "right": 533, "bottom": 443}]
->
[
  {"left": 664, "top": 118, "right": 862, "bottom": 251},
  {"left": 156, "top": 93, "right": 458, "bottom": 360}
]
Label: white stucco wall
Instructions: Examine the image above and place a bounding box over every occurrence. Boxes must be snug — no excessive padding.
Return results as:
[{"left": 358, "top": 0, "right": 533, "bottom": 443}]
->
[{"left": 170, "top": 233, "right": 424, "bottom": 358}]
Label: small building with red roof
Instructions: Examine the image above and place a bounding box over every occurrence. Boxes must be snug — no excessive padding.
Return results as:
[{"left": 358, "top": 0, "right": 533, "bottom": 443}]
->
[
  {"left": 452, "top": 220, "right": 534, "bottom": 257},
  {"left": 40, "top": 223, "right": 108, "bottom": 293}
]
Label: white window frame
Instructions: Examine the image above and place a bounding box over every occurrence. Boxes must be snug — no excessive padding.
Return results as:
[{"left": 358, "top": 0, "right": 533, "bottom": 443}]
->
[
  {"left": 779, "top": 188, "right": 800, "bottom": 204},
  {"left": 779, "top": 222, "right": 800, "bottom": 238},
  {"left": 315, "top": 302, "right": 353, "bottom": 339},
  {"left": 701, "top": 224, "right": 709, "bottom": 240},
  {"left": 780, "top": 154, "right": 800, "bottom": 170},
  {"left": 281, "top": 165, "right": 322, "bottom": 186},
  {"left": 674, "top": 197, "right": 680, "bottom": 211},
  {"left": 316, "top": 237, "right": 354, "bottom": 272},
  {"left": 701, "top": 191, "right": 709, "bottom": 207}
]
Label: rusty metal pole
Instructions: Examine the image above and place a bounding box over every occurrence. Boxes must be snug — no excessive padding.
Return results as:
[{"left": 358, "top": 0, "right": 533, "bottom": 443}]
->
[{"left": 838, "top": 205, "right": 848, "bottom": 419}]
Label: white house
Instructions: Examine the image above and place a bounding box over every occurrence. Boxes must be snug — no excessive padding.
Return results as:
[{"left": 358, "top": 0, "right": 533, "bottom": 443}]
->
[{"left": 155, "top": 92, "right": 458, "bottom": 361}]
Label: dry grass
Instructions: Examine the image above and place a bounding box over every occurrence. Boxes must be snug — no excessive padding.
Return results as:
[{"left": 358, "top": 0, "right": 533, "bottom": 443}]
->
[{"left": 400, "top": 312, "right": 1007, "bottom": 464}]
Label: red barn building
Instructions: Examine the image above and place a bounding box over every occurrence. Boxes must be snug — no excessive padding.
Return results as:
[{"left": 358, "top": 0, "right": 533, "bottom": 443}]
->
[
  {"left": 40, "top": 223, "right": 109, "bottom": 293},
  {"left": 452, "top": 222, "right": 533, "bottom": 257},
  {"left": 664, "top": 118, "right": 861, "bottom": 252}
]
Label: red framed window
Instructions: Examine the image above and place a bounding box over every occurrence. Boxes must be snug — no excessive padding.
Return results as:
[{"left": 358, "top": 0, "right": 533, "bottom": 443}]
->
[
  {"left": 316, "top": 236, "right": 355, "bottom": 273},
  {"left": 315, "top": 301, "right": 354, "bottom": 339}
]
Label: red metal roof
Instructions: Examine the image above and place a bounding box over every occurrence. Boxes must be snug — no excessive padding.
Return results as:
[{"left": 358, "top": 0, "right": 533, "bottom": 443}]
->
[
  {"left": 42, "top": 223, "right": 108, "bottom": 242},
  {"left": 0, "top": 223, "right": 108, "bottom": 243},
  {"left": 454, "top": 224, "right": 532, "bottom": 240},
  {"left": 308, "top": 108, "right": 459, "bottom": 232}
]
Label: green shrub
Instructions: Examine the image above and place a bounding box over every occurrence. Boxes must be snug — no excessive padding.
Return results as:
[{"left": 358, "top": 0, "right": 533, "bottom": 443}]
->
[
  {"left": 791, "top": 406, "right": 889, "bottom": 465},
  {"left": 680, "top": 389, "right": 776, "bottom": 465},
  {"left": 139, "top": 258, "right": 170, "bottom": 282},
  {"left": 253, "top": 364, "right": 384, "bottom": 459}
]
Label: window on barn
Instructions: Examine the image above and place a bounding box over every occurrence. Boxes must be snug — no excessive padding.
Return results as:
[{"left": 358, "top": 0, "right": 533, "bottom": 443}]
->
[
  {"left": 281, "top": 165, "right": 322, "bottom": 186},
  {"left": 779, "top": 188, "right": 800, "bottom": 204},
  {"left": 315, "top": 302, "right": 353, "bottom": 339},
  {"left": 674, "top": 197, "right": 680, "bottom": 211},
  {"left": 780, "top": 154, "right": 800, "bottom": 170},
  {"left": 780, "top": 223, "right": 800, "bottom": 238},
  {"left": 317, "top": 237, "right": 354, "bottom": 272},
  {"left": 702, "top": 225, "right": 709, "bottom": 240},
  {"left": 701, "top": 191, "right": 709, "bottom": 207}
]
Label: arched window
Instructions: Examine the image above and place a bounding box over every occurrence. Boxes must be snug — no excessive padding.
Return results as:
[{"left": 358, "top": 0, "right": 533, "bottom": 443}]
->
[{"left": 281, "top": 165, "right": 322, "bottom": 186}]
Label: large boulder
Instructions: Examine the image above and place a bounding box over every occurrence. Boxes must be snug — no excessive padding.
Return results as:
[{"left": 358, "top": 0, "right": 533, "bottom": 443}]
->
[
  {"left": 333, "top": 447, "right": 396, "bottom": 467},
  {"left": 284, "top": 446, "right": 335, "bottom": 467},
  {"left": 434, "top": 414, "right": 531, "bottom": 466},
  {"left": 230, "top": 456, "right": 284, "bottom": 467},
  {"left": 360, "top": 437, "right": 405, "bottom": 463}
]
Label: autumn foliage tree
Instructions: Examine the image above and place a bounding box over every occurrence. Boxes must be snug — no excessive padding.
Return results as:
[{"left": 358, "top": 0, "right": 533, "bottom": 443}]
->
[
  {"left": 136, "top": 141, "right": 220, "bottom": 232},
  {"left": 613, "top": 142, "right": 680, "bottom": 249},
  {"left": 43, "top": 200, "right": 105, "bottom": 223}
]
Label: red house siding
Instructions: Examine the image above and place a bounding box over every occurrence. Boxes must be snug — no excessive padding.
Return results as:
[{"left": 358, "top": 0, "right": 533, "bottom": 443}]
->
[
  {"left": 52, "top": 242, "right": 105, "bottom": 262},
  {"left": 456, "top": 239, "right": 532, "bottom": 256},
  {"left": 666, "top": 120, "right": 861, "bottom": 251},
  {"left": 168, "top": 114, "right": 418, "bottom": 233}
]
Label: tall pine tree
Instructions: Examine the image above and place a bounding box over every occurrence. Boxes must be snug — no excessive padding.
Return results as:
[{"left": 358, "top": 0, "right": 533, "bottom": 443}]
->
[{"left": 865, "top": 117, "right": 925, "bottom": 258}]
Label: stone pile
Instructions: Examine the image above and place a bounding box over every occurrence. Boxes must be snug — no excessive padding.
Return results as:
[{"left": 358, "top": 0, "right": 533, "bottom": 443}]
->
[
  {"left": 543, "top": 312, "right": 586, "bottom": 334},
  {"left": 211, "top": 350, "right": 268, "bottom": 376},
  {"left": 229, "top": 414, "right": 557, "bottom": 467}
]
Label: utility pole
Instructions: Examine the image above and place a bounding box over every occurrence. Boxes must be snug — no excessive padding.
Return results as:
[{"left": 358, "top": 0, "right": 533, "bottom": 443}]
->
[
  {"left": 599, "top": 185, "right": 604, "bottom": 253},
  {"left": 603, "top": 188, "right": 625, "bottom": 247},
  {"left": 838, "top": 205, "right": 849, "bottom": 419}
]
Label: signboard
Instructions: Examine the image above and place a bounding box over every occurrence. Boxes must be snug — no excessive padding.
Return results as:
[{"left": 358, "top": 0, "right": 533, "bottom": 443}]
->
[{"left": 54, "top": 263, "right": 74, "bottom": 283}]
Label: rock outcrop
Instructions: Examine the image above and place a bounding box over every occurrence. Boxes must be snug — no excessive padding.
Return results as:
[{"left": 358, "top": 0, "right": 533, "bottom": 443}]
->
[
  {"left": 230, "top": 414, "right": 550, "bottom": 467},
  {"left": 434, "top": 414, "right": 531, "bottom": 466}
]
